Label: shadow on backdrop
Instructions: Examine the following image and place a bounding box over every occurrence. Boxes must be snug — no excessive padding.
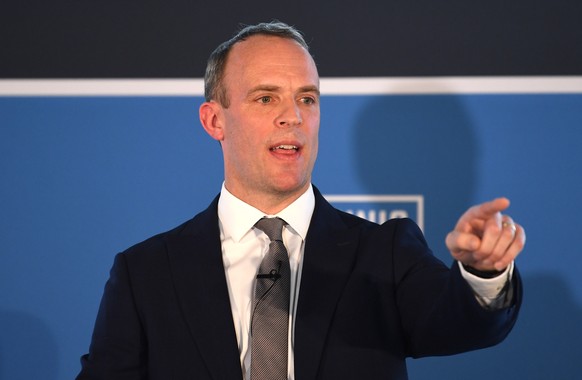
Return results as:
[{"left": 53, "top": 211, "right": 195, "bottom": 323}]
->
[
  {"left": 350, "top": 94, "right": 582, "bottom": 377},
  {"left": 352, "top": 93, "right": 478, "bottom": 260},
  {"left": 0, "top": 310, "right": 58, "bottom": 380}
]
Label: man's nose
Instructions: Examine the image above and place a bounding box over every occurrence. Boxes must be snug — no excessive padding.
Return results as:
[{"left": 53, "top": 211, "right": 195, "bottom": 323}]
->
[{"left": 275, "top": 100, "right": 302, "bottom": 127}]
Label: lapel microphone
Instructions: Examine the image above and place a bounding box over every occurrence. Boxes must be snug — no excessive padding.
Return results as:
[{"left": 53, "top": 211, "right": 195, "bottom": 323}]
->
[{"left": 256, "top": 261, "right": 282, "bottom": 280}]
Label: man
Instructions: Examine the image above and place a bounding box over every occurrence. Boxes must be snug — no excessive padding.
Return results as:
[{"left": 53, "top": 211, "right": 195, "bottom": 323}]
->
[{"left": 77, "top": 21, "right": 525, "bottom": 379}]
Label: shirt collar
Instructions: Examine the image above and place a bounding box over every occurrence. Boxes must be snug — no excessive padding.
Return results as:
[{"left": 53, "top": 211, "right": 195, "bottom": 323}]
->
[{"left": 218, "top": 183, "right": 315, "bottom": 243}]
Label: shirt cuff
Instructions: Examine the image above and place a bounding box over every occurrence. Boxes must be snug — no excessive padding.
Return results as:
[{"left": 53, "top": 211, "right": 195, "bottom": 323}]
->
[{"left": 458, "top": 261, "right": 514, "bottom": 302}]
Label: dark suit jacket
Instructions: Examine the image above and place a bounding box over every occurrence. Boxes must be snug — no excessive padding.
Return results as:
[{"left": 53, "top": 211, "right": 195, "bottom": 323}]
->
[{"left": 78, "top": 187, "right": 522, "bottom": 380}]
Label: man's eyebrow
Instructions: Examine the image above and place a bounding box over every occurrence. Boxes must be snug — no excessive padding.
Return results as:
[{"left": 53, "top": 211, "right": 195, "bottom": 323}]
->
[
  {"left": 246, "top": 84, "right": 320, "bottom": 97},
  {"left": 298, "top": 85, "right": 320, "bottom": 96},
  {"left": 246, "top": 85, "right": 281, "bottom": 97}
]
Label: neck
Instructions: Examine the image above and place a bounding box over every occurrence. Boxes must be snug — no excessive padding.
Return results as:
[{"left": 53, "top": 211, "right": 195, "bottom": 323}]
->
[{"left": 224, "top": 183, "right": 310, "bottom": 215}]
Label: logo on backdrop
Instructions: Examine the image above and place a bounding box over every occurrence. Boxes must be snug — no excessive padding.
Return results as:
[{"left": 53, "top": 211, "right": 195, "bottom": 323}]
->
[{"left": 324, "top": 194, "right": 425, "bottom": 231}]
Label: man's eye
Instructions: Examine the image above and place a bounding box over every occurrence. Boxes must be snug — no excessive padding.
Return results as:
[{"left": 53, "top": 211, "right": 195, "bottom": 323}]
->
[
  {"left": 301, "top": 97, "right": 316, "bottom": 105},
  {"left": 258, "top": 96, "right": 272, "bottom": 104}
]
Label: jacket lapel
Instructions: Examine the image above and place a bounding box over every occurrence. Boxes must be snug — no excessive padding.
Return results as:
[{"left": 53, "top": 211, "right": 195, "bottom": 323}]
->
[
  {"left": 162, "top": 190, "right": 360, "bottom": 379},
  {"left": 294, "top": 189, "right": 361, "bottom": 379},
  {"left": 165, "top": 196, "right": 243, "bottom": 379}
]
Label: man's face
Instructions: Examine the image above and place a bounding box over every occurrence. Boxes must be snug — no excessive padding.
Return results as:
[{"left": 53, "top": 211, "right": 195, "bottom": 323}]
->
[{"left": 208, "top": 35, "right": 320, "bottom": 210}]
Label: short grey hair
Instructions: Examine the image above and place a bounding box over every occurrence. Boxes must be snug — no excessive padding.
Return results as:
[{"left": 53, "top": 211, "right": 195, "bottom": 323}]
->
[{"left": 204, "top": 21, "right": 310, "bottom": 107}]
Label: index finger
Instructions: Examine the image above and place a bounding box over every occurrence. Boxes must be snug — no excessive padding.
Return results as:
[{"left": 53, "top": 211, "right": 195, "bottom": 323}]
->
[{"left": 456, "top": 197, "right": 511, "bottom": 229}]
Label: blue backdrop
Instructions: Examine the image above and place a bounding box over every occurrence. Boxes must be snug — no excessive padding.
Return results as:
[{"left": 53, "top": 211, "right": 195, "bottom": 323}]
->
[{"left": 1, "top": 92, "right": 581, "bottom": 379}]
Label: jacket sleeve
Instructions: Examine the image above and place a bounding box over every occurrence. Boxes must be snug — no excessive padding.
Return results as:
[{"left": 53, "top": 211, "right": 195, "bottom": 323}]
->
[
  {"left": 391, "top": 218, "right": 522, "bottom": 358},
  {"left": 77, "top": 253, "right": 148, "bottom": 380}
]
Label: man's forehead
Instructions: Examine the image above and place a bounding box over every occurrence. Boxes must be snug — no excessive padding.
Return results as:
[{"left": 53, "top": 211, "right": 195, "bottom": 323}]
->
[{"left": 224, "top": 35, "right": 319, "bottom": 84}]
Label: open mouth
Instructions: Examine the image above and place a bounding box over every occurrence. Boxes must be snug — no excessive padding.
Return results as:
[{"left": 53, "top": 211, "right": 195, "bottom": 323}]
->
[{"left": 270, "top": 144, "right": 299, "bottom": 151}]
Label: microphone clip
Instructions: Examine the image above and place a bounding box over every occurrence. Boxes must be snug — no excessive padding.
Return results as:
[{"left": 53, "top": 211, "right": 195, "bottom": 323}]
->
[{"left": 256, "top": 269, "right": 281, "bottom": 281}]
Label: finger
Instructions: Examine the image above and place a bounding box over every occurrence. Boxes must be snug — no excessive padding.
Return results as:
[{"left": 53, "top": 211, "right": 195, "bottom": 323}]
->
[
  {"left": 476, "top": 211, "right": 504, "bottom": 259},
  {"left": 446, "top": 230, "right": 480, "bottom": 256},
  {"left": 481, "top": 215, "right": 516, "bottom": 266},
  {"left": 452, "top": 250, "right": 478, "bottom": 267},
  {"left": 447, "top": 241, "right": 479, "bottom": 268},
  {"left": 455, "top": 197, "right": 511, "bottom": 231},
  {"left": 492, "top": 223, "right": 526, "bottom": 271}
]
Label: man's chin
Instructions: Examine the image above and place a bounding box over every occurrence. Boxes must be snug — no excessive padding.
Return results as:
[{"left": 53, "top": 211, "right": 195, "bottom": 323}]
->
[{"left": 270, "top": 178, "right": 310, "bottom": 197}]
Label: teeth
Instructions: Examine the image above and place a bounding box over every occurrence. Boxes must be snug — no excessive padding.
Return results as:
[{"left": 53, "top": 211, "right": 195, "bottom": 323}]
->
[{"left": 273, "top": 145, "right": 298, "bottom": 150}]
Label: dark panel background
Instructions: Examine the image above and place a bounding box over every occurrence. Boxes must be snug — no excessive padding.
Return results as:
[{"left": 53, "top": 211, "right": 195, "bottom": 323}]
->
[{"left": 1, "top": 0, "right": 582, "bottom": 78}]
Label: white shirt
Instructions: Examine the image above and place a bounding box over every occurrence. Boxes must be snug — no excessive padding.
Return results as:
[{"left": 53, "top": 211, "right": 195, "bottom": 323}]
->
[
  {"left": 218, "top": 184, "right": 314, "bottom": 380},
  {"left": 217, "top": 183, "right": 511, "bottom": 379}
]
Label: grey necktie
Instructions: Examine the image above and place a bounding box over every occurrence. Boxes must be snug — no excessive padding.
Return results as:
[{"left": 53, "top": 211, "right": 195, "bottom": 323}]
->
[{"left": 251, "top": 217, "right": 290, "bottom": 380}]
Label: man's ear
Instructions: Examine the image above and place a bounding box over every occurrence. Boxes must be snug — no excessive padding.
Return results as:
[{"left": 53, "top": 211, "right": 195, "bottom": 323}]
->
[{"left": 199, "top": 101, "right": 225, "bottom": 141}]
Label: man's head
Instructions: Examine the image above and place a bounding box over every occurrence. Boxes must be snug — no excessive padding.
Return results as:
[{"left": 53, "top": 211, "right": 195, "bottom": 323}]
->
[
  {"left": 204, "top": 21, "right": 311, "bottom": 108},
  {"left": 199, "top": 21, "right": 320, "bottom": 214}
]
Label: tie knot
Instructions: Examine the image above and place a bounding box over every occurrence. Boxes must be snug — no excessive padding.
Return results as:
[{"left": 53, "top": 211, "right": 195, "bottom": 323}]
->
[{"left": 255, "top": 217, "right": 285, "bottom": 242}]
